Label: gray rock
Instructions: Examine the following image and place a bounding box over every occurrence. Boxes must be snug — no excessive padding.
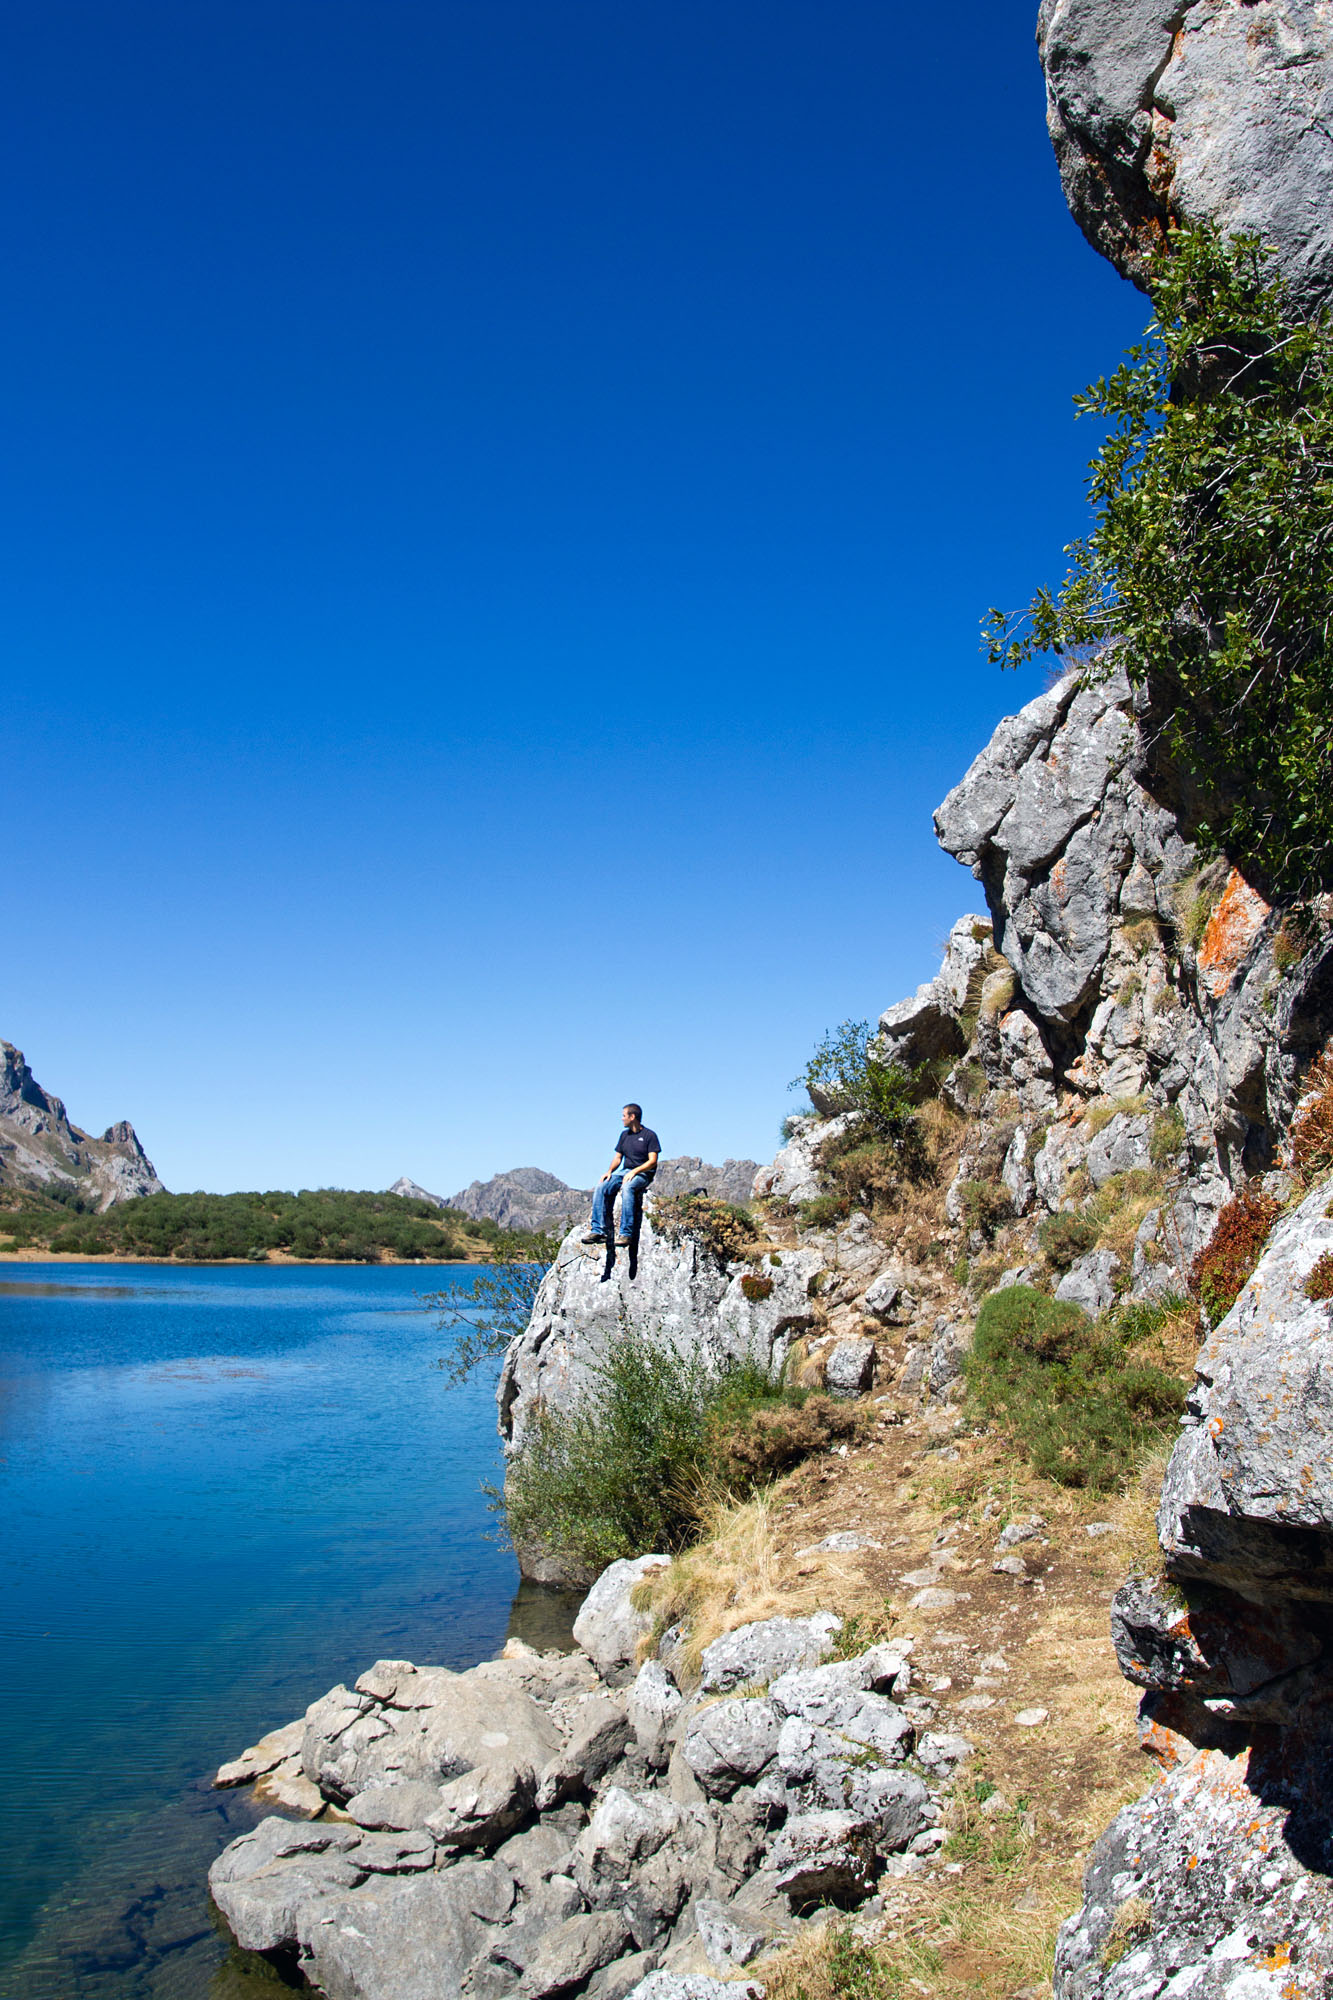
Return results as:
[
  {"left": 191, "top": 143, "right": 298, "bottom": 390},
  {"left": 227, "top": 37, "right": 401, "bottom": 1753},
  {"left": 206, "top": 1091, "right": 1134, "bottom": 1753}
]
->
[
  {"left": 1040, "top": 0, "right": 1333, "bottom": 314},
  {"left": 301, "top": 1663, "right": 559, "bottom": 1804},
  {"left": 997, "top": 1517, "right": 1045, "bottom": 1548},
  {"left": 1055, "top": 1249, "right": 1121, "bottom": 1318},
  {"left": 875, "top": 917, "right": 993, "bottom": 1066},
  {"left": 769, "top": 1809, "right": 877, "bottom": 1905},
  {"left": 300, "top": 1859, "right": 517, "bottom": 2000},
  {"left": 862, "top": 1269, "right": 916, "bottom": 1321},
  {"left": 694, "top": 1898, "right": 765, "bottom": 1971},
  {"left": 926, "top": 1319, "right": 970, "bottom": 1400},
  {"left": 698, "top": 1613, "right": 841, "bottom": 1694},
  {"left": 839, "top": 1767, "right": 930, "bottom": 1849},
  {"left": 573, "top": 1786, "right": 681, "bottom": 1887},
  {"left": 572, "top": 1557, "right": 671, "bottom": 1684},
  {"left": 536, "top": 1695, "right": 631, "bottom": 1808},
  {"left": 681, "top": 1698, "right": 780, "bottom": 1798},
  {"left": 825, "top": 1338, "right": 877, "bottom": 1398},
  {"left": 215, "top": 1718, "right": 306, "bottom": 1788},
  {"left": 795, "top": 1532, "right": 883, "bottom": 1554},
  {"left": 208, "top": 1819, "right": 366, "bottom": 1954},
  {"left": 624, "top": 1977, "right": 765, "bottom": 2000},
  {"left": 626, "top": 1661, "right": 684, "bottom": 1767},
  {"left": 1053, "top": 1741, "right": 1333, "bottom": 2000},
  {"left": 586, "top": 1952, "right": 661, "bottom": 2000},
  {"left": 1159, "top": 1175, "right": 1333, "bottom": 1596},
  {"left": 518, "top": 1912, "right": 633, "bottom": 1999},
  {"left": 426, "top": 1759, "right": 536, "bottom": 1850},
  {"left": 494, "top": 1822, "right": 578, "bottom": 1893},
  {"left": 916, "top": 1732, "right": 973, "bottom": 1771},
  {"left": 485, "top": 1876, "right": 586, "bottom": 1979},
  {"left": 1110, "top": 1573, "right": 1321, "bottom": 1700},
  {"left": 1086, "top": 1112, "right": 1152, "bottom": 1186},
  {"left": 775, "top": 1697, "right": 913, "bottom": 1785},
  {"left": 501, "top": 1239, "right": 823, "bottom": 1573},
  {"left": 345, "top": 1780, "right": 446, "bottom": 1831},
  {"left": 769, "top": 1651, "right": 913, "bottom": 1724}
]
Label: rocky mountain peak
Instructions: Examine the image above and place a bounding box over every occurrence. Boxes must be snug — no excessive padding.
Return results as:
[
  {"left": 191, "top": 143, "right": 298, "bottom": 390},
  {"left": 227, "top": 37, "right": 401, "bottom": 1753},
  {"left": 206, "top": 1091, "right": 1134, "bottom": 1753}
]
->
[{"left": 0, "top": 1039, "right": 165, "bottom": 1211}]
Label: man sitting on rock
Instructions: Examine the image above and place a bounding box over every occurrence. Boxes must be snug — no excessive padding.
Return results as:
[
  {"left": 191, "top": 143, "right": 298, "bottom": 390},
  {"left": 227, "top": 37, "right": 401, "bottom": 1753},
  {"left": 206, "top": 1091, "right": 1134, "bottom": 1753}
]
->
[{"left": 581, "top": 1104, "right": 660, "bottom": 1247}]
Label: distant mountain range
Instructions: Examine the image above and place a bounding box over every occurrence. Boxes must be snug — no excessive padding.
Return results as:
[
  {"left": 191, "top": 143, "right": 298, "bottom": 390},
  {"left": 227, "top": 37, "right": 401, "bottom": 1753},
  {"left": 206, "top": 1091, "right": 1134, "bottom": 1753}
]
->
[
  {"left": 389, "top": 1156, "right": 760, "bottom": 1235},
  {"left": 0, "top": 1041, "right": 165, "bottom": 1212}
]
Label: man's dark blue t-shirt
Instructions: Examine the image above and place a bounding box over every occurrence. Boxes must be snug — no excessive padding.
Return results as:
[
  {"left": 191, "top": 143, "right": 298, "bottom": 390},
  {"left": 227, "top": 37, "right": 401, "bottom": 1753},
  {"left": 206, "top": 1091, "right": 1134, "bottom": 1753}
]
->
[{"left": 616, "top": 1127, "right": 660, "bottom": 1171}]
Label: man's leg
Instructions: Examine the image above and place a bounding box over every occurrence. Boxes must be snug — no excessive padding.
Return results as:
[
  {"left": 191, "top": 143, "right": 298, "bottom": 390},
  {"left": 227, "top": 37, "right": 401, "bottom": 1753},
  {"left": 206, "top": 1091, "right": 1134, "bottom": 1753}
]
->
[
  {"left": 617, "top": 1172, "right": 648, "bottom": 1242},
  {"left": 587, "top": 1171, "right": 624, "bottom": 1240}
]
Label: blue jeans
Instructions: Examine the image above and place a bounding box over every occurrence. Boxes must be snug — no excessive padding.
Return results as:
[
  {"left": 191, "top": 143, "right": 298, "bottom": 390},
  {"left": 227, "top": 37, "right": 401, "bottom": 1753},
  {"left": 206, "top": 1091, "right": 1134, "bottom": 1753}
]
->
[{"left": 591, "top": 1168, "right": 653, "bottom": 1239}]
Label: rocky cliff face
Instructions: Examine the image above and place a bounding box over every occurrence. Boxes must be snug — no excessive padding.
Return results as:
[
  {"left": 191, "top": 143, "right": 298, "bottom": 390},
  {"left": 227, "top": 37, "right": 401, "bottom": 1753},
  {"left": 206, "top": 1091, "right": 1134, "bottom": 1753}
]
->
[
  {"left": 1039, "top": 0, "right": 1333, "bottom": 308},
  {"left": 0, "top": 1040, "right": 164, "bottom": 1212}
]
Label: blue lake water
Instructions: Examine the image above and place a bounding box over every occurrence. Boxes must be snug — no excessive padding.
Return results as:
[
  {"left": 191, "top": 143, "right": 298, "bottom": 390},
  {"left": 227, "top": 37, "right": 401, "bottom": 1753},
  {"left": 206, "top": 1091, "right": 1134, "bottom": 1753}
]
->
[{"left": 0, "top": 1261, "right": 575, "bottom": 1999}]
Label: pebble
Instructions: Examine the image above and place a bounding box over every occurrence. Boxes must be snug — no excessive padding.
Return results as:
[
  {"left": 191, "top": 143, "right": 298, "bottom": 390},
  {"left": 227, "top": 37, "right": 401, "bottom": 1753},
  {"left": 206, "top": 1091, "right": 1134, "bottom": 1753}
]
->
[
  {"left": 1014, "top": 1707, "right": 1049, "bottom": 1727},
  {"left": 1084, "top": 1521, "right": 1117, "bottom": 1537}
]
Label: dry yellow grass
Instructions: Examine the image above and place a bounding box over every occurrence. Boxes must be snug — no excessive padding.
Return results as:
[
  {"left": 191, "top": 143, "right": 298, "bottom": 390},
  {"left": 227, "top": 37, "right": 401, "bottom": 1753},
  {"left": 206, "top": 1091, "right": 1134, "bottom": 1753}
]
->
[{"left": 631, "top": 1488, "right": 894, "bottom": 1684}]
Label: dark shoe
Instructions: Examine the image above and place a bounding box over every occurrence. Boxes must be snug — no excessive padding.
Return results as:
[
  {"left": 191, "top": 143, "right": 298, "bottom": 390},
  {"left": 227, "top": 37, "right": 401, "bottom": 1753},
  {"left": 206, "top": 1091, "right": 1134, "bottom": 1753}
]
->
[
  {"left": 615, "top": 1234, "right": 633, "bottom": 1246},
  {"left": 581, "top": 1230, "right": 605, "bottom": 1244}
]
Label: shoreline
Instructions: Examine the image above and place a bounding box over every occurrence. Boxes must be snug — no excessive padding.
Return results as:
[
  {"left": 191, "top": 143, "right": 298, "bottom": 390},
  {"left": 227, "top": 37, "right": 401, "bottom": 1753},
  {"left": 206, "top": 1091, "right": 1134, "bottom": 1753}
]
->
[{"left": 0, "top": 1247, "right": 485, "bottom": 1267}]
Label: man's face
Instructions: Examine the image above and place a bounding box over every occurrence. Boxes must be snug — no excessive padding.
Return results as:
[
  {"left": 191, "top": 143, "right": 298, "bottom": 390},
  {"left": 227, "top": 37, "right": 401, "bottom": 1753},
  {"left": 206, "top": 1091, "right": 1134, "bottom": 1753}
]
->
[{"left": 622, "top": 1107, "right": 638, "bottom": 1129}]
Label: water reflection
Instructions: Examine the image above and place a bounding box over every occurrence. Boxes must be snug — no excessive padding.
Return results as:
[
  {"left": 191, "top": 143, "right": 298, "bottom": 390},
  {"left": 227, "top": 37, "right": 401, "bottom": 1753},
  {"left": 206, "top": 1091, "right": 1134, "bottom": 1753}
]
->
[
  {"left": 0, "top": 1281, "right": 139, "bottom": 1300},
  {"left": 505, "top": 1577, "right": 583, "bottom": 1654}
]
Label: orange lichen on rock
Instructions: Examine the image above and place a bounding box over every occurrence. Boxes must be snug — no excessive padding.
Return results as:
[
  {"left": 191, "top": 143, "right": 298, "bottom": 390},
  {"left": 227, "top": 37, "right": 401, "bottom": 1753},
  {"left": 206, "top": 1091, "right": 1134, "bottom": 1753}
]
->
[{"left": 1198, "top": 868, "right": 1270, "bottom": 998}]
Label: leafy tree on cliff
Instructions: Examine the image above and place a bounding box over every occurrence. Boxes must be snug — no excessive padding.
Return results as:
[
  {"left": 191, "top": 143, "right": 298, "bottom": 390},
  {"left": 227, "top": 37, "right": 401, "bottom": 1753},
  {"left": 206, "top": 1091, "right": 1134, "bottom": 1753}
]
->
[{"left": 985, "top": 227, "right": 1333, "bottom": 901}]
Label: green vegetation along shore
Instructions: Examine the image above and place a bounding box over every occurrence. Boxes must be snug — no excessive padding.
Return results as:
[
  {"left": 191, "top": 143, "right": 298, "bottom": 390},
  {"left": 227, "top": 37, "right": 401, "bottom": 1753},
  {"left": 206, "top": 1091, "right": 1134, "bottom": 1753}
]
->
[{"left": 0, "top": 1187, "right": 548, "bottom": 1263}]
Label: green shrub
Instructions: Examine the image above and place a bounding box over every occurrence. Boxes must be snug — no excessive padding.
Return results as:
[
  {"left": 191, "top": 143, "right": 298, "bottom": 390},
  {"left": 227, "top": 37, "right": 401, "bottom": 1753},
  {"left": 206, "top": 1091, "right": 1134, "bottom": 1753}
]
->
[
  {"left": 740, "top": 1273, "right": 774, "bottom": 1301},
  {"left": 651, "top": 1194, "right": 758, "bottom": 1265},
  {"left": 1149, "top": 1105, "right": 1186, "bottom": 1166},
  {"left": 1037, "top": 1210, "right": 1099, "bottom": 1271},
  {"left": 966, "top": 1285, "right": 1185, "bottom": 1490},
  {"left": 796, "top": 1192, "right": 849, "bottom": 1231},
  {"left": 984, "top": 227, "right": 1333, "bottom": 901},
  {"left": 793, "top": 1021, "right": 929, "bottom": 1180},
  {"left": 957, "top": 1177, "right": 1013, "bottom": 1236},
  {"left": 497, "top": 1328, "right": 811, "bottom": 1580}
]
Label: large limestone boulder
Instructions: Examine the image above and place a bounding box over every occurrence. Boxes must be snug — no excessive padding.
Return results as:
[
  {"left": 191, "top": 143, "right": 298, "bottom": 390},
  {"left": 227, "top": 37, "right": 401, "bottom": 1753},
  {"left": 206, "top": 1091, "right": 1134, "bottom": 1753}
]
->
[
  {"left": 497, "top": 1217, "right": 823, "bottom": 1463},
  {"left": 1039, "top": 0, "right": 1333, "bottom": 313},
  {"left": 1159, "top": 1174, "right": 1333, "bottom": 1596}
]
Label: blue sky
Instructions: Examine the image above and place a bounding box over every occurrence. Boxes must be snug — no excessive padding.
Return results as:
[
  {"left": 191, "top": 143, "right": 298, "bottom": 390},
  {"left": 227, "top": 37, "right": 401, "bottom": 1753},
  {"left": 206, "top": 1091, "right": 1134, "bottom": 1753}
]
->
[{"left": 4, "top": 1, "right": 1147, "bottom": 1196}]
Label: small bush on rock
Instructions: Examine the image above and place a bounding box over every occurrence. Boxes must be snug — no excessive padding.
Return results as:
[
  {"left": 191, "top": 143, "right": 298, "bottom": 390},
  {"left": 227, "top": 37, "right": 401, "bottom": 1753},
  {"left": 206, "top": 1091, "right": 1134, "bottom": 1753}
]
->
[
  {"left": 652, "top": 1193, "right": 759, "bottom": 1265},
  {"left": 740, "top": 1273, "right": 774, "bottom": 1301},
  {"left": 966, "top": 1285, "right": 1185, "bottom": 1490},
  {"left": 958, "top": 1178, "right": 1014, "bottom": 1236},
  {"left": 1038, "top": 1210, "right": 1099, "bottom": 1271},
  {"left": 1291, "top": 1055, "right": 1333, "bottom": 1184},
  {"left": 1305, "top": 1251, "right": 1333, "bottom": 1301},
  {"left": 1149, "top": 1105, "right": 1186, "bottom": 1166},
  {"left": 1190, "top": 1182, "right": 1281, "bottom": 1323}
]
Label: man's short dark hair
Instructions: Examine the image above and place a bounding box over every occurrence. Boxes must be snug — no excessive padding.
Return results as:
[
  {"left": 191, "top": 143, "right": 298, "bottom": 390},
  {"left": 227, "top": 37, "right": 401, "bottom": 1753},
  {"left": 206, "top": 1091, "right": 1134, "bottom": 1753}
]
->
[{"left": 624, "top": 1102, "right": 643, "bottom": 1120}]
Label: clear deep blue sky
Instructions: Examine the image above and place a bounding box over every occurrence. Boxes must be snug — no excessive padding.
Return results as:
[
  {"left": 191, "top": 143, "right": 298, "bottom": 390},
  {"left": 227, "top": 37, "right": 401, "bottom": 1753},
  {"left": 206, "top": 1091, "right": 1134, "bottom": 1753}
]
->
[{"left": 5, "top": 1, "right": 1147, "bottom": 1196}]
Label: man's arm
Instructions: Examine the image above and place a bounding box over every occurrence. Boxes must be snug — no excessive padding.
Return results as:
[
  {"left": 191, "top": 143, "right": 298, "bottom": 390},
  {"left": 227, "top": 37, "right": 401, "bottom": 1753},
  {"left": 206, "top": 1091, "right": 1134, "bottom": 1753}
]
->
[
  {"left": 627, "top": 1150, "right": 659, "bottom": 1180},
  {"left": 600, "top": 1151, "right": 625, "bottom": 1183}
]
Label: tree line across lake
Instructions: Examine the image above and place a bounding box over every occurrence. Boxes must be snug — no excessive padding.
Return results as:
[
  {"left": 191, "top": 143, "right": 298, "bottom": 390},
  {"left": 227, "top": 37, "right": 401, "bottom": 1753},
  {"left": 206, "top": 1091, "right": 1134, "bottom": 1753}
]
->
[{"left": 0, "top": 1187, "right": 547, "bottom": 1263}]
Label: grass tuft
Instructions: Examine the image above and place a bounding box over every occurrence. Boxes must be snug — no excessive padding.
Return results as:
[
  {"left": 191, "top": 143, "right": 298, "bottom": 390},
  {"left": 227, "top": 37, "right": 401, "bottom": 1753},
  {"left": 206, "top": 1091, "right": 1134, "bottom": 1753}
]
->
[{"left": 965, "top": 1286, "right": 1185, "bottom": 1491}]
